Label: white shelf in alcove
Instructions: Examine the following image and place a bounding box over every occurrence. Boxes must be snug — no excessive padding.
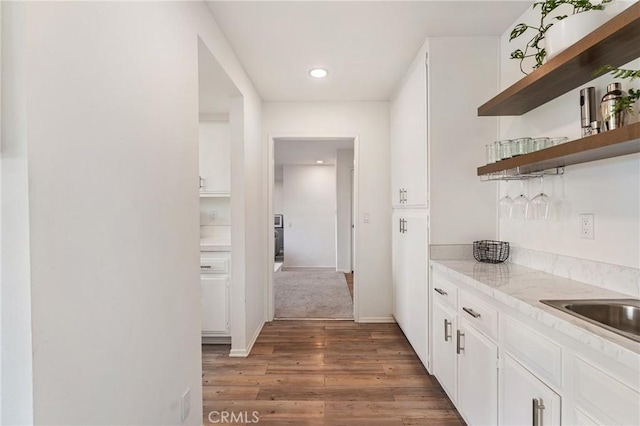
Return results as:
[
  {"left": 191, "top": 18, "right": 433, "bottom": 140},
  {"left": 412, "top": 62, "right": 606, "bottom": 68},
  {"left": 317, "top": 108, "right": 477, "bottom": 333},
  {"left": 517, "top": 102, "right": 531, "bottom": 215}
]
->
[{"left": 199, "top": 192, "right": 231, "bottom": 198}]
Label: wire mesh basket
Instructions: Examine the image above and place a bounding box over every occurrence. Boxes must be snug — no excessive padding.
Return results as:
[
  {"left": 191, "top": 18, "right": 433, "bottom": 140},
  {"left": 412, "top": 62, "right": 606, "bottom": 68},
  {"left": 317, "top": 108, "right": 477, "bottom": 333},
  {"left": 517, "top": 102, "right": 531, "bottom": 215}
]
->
[{"left": 473, "top": 240, "right": 510, "bottom": 263}]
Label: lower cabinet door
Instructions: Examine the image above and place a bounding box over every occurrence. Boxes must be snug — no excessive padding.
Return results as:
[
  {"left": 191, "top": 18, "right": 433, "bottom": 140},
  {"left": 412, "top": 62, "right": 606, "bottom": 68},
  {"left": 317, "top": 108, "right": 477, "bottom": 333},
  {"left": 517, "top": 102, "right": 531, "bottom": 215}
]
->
[
  {"left": 201, "top": 275, "right": 229, "bottom": 334},
  {"left": 501, "top": 353, "right": 561, "bottom": 426},
  {"left": 458, "top": 320, "right": 498, "bottom": 426},
  {"left": 432, "top": 300, "right": 457, "bottom": 402}
]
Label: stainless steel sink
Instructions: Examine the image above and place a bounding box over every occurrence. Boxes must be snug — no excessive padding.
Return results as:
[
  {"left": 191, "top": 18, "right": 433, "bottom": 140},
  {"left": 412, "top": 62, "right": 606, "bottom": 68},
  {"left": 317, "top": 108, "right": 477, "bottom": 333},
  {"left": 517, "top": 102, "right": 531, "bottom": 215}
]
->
[{"left": 540, "top": 299, "right": 640, "bottom": 342}]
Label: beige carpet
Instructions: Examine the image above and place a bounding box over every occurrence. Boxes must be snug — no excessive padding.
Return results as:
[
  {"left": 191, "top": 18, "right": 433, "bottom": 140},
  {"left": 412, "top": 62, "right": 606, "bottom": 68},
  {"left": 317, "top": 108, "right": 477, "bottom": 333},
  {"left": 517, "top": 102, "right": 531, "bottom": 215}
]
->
[{"left": 274, "top": 270, "right": 354, "bottom": 319}]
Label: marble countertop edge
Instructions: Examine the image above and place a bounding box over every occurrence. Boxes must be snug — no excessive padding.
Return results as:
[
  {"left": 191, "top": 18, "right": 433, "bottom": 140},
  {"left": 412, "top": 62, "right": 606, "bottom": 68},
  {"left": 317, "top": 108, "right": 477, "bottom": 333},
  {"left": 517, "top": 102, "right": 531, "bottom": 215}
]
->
[{"left": 430, "top": 260, "right": 640, "bottom": 367}]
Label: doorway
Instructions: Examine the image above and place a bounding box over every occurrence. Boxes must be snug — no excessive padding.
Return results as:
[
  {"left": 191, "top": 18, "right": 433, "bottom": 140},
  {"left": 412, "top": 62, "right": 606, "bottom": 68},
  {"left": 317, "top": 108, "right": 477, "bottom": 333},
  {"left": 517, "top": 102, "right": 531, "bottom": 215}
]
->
[{"left": 267, "top": 136, "right": 358, "bottom": 321}]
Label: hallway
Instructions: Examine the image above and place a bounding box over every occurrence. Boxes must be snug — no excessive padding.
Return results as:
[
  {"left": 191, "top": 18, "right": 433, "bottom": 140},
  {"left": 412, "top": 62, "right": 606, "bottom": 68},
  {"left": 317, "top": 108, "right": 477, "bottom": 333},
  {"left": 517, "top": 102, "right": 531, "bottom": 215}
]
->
[{"left": 202, "top": 321, "right": 464, "bottom": 425}]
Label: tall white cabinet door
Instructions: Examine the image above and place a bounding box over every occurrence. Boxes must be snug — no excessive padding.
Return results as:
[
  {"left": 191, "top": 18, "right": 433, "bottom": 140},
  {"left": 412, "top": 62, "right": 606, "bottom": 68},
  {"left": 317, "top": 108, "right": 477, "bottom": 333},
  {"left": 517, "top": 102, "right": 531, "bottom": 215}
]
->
[
  {"left": 390, "top": 54, "right": 427, "bottom": 208},
  {"left": 403, "top": 213, "right": 428, "bottom": 365},
  {"left": 392, "top": 213, "right": 408, "bottom": 330},
  {"left": 458, "top": 320, "right": 498, "bottom": 426},
  {"left": 432, "top": 301, "right": 457, "bottom": 402},
  {"left": 199, "top": 121, "right": 230, "bottom": 194},
  {"left": 501, "top": 353, "right": 561, "bottom": 426},
  {"left": 201, "top": 275, "right": 229, "bottom": 333},
  {"left": 393, "top": 211, "right": 428, "bottom": 366}
]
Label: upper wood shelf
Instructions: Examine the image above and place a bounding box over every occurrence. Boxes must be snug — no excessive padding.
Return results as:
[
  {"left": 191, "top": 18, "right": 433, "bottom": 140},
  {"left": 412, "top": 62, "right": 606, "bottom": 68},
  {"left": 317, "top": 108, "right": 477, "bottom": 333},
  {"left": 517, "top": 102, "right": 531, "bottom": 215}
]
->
[
  {"left": 477, "top": 122, "right": 640, "bottom": 175},
  {"left": 478, "top": 2, "right": 640, "bottom": 116}
]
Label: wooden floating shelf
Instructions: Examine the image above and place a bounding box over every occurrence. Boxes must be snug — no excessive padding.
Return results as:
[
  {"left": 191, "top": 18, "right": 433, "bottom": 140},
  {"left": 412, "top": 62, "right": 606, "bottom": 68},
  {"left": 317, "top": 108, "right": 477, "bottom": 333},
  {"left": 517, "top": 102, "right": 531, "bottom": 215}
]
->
[
  {"left": 477, "top": 122, "right": 640, "bottom": 176},
  {"left": 478, "top": 2, "right": 640, "bottom": 116}
]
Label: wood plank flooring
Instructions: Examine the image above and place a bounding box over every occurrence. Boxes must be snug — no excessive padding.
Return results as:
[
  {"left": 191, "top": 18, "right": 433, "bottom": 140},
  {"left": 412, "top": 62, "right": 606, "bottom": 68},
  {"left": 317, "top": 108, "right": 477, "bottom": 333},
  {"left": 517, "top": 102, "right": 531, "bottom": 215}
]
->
[{"left": 203, "top": 320, "right": 464, "bottom": 425}]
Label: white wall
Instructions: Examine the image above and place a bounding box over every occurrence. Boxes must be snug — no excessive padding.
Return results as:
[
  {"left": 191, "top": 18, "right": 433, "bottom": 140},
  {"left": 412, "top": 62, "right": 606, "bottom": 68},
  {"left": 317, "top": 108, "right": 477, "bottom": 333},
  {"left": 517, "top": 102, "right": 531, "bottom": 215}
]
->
[
  {"left": 336, "top": 149, "right": 354, "bottom": 272},
  {"left": 282, "top": 165, "right": 336, "bottom": 268},
  {"left": 498, "top": 5, "right": 640, "bottom": 269},
  {"left": 2, "top": 2, "right": 264, "bottom": 424},
  {"left": 1, "top": 2, "right": 33, "bottom": 424},
  {"left": 429, "top": 37, "right": 499, "bottom": 244},
  {"left": 264, "top": 102, "right": 392, "bottom": 321},
  {"left": 273, "top": 180, "right": 283, "bottom": 213}
]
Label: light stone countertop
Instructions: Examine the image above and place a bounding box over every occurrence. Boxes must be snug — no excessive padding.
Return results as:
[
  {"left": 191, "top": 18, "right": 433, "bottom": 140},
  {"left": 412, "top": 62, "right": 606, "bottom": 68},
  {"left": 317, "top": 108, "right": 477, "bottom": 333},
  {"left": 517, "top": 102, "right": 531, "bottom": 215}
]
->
[{"left": 430, "top": 260, "right": 640, "bottom": 368}]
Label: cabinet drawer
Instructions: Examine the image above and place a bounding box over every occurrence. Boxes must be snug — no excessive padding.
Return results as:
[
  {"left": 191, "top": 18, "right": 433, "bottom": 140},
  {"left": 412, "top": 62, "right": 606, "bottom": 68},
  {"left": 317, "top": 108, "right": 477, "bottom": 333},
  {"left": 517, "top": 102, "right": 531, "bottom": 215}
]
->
[
  {"left": 200, "top": 252, "right": 230, "bottom": 274},
  {"left": 458, "top": 291, "right": 498, "bottom": 340},
  {"left": 431, "top": 272, "right": 458, "bottom": 310},
  {"left": 502, "top": 317, "right": 562, "bottom": 389}
]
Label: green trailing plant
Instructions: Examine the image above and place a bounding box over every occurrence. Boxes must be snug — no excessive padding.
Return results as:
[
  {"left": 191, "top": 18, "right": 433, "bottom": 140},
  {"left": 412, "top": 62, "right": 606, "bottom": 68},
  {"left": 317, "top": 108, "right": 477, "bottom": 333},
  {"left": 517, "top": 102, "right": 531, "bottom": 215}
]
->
[
  {"left": 594, "top": 65, "right": 640, "bottom": 114},
  {"left": 510, "top": 0, "right": 612, "bottom": 75}
]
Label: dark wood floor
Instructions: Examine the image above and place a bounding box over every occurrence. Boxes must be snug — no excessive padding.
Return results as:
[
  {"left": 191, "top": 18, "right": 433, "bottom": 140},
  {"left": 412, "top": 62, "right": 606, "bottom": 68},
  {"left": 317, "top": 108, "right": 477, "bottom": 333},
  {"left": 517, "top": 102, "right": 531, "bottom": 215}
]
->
[{"left": 202, "top": 320, "right": 464, "bottom": 425}]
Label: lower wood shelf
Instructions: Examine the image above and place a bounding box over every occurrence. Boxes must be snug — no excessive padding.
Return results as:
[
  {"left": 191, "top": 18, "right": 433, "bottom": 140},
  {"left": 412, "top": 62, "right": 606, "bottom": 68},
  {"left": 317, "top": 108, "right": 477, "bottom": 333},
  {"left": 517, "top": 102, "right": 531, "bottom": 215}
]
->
[{"left": 477, "top": 122, "right": 640, "bottom": 176}]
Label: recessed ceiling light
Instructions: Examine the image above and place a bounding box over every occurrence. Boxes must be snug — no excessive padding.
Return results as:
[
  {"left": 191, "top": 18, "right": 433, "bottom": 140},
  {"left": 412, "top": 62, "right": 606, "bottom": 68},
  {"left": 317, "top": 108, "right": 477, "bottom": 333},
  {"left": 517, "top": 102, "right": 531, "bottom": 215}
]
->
[
  {"left": 309, "top": 68, "right": 328, "bottom": 78},
  {"left": 316, "top": 160, "right": 324, "bottom": 164}
]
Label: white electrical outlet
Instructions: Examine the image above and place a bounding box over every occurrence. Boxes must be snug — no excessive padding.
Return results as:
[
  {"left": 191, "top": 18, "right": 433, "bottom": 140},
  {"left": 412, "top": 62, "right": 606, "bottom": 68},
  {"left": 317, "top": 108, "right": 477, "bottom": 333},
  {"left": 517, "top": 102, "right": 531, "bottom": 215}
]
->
[
  {"left": 181, "top": 388, "right": 191, "bottom": 422},
  {"left": 209, "top": 210, "right": 218, "bottom": 222},
  {"left": 579, "top": 214, "right": 594, "bottom": 239}
]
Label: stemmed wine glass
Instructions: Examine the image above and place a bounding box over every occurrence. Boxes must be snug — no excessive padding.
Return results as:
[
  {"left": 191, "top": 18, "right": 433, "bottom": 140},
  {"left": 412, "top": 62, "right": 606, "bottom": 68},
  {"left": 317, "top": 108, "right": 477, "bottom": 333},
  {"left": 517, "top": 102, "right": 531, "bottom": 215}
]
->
[
  {"left": 512, "top": 180, "right": 529, "bottom": 219},
  {"left": 498, "top": 181, "right": 513, "bottom": 219},
  {"left": 528, "top": 175, "right": 551, "bottom": 220}
]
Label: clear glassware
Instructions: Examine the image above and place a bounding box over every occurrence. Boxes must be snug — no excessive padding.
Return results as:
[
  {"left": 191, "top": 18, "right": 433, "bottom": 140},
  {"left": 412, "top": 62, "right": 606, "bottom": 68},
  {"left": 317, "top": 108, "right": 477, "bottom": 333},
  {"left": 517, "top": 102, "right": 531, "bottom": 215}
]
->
[
  {"left": 512, "top": 180, "right": 529, "bottom": 219},
  {"left": 499, "top": 139, "right": 513, "bottom": 159},
  {"left": 493, "top": 141, "right": 502, "bottom": 160},
  {"left": 486, "top": 144, "right": 495, "bottom": 164},
  {"left": 498, "top": 181, "right": 514, "bottom": 219},
  {"left": 513, "top": 137, "right": 532, "bottom": 156},
  {"left": 548, "top": 136, "right": 568, "bottom": 147},
  {"left": 527, "top": 175, "right": 551, "bottom": 220},
  {"left": 532, "top": 137, "right": 550, "bottom": 151}
]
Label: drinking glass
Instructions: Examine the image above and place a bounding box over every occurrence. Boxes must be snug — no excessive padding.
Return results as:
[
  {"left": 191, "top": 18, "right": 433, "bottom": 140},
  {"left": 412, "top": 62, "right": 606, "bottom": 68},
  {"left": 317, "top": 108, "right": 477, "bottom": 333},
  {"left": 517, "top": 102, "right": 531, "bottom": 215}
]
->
[
  {"left": 512, "top": 180, "right": 529, "bottom": 219},
  {"left": 548, "top": 136, "right": 568, "bottom": 147},
  {"left": 532, "top": 137, "right": 550, "bottom": 151},
  {"left": 498, "top": 181, "right": 514, "bottom": 219},
  {"left": 512, "top": 137, "right": 532, "bottom": 156},
  {"left": 527, "top": 175, "right": 551, "bottom": 220},
  {"left": 498, "top": 139, "right": 513, "bottom": 160},
  {"left": 486, "top": 144, "right": 495, "bottom": 164}
]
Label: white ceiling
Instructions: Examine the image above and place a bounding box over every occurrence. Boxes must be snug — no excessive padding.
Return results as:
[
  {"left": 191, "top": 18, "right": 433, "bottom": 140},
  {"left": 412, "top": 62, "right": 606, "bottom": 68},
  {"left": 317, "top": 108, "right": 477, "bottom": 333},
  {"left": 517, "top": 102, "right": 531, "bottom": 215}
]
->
[
  {"left": 198, "top": 38, "right": 241, "bottom": 114},
  {"left": 205, "top": 1, "right": 531, "bottom": 102},
  {"left": 274, "top": 138, "right": 354, "bottom": 180}
]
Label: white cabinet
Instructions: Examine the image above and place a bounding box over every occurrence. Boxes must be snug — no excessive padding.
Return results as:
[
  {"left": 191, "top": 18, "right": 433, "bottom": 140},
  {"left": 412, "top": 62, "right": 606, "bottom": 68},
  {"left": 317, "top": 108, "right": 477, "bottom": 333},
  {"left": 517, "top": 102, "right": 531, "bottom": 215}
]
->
[
  {"left": 431, "top": 270, "right": 498, "bottom": 425},
  {"left": 501, "top": 353, "right": 561, "bottom": 426},
  {"left": 201, "top": 275, "right": 229, "bottom": 334},
  {"left": 432, "top": 299, "right": 457, "bottom": 401},
  {"left": 457, "top": 318, "right": 498, "bottom": 426},
  {"left": 390, "top": 51, "right": 427, "bottom": 208},
  {"left": 201, "top": 252, "right": 230, "bottom": 336},
  {"left": 199, "top": 121, "right": 230, "bottom": 195},
  {"left": 392, "top": 210, "right": 428, "bottom": 366}
]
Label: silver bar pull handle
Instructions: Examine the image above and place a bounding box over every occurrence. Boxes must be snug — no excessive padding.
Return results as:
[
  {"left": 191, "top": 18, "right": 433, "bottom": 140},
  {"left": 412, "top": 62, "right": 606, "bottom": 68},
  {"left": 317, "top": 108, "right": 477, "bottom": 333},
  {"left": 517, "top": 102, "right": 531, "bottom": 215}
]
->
[
  {"left": 403, "top": 219, "right": 407, "bottom": 233},
  {"left": 399, "top": 218, "right": 403, "bottom": 233},
  {"left": 434, "top": 288, "right": 447, "bottom": 296},
  {"left": 201, "top": 265, "right": 212, "bottom": 269},
  {"left": 399, "top": 189, "right": 403, "bottom": 204},
  {"left": 456, "top": 330, "right": 464, "bottom": 354},
  {"left": 444, "top": 319, "right": 452, "bottom": 342},
  {"left": 463, "top": 307, "right": 482, "bottom": 319},
  {"left": 532, "top": 398, "right": 545, "bottom": 426},
  {"left": 403, "top": 189, "right": 407, "bottom": 203}
]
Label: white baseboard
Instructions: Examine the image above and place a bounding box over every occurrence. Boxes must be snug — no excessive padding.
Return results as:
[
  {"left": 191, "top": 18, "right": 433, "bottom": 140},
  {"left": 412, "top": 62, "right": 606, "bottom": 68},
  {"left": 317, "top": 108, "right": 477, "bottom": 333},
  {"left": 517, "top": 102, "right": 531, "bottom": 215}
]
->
[
  {"left": 357, "top": 316, "right": 396, "bottom": 323},
  {"left": 228, "top": 320, "right": 265, "bottom": 358}
]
